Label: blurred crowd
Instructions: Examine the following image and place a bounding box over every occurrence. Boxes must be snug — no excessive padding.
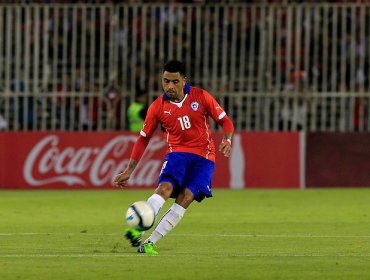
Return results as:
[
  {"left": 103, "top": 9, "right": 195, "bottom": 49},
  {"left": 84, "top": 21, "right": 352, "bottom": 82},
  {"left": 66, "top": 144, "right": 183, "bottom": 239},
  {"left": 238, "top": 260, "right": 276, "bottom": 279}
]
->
[
  {"left": 1, "top": 1, "right": 369, "bottom": 131},
  {"left": 8, "top": 2, "right": 368, "bottom": 91}
]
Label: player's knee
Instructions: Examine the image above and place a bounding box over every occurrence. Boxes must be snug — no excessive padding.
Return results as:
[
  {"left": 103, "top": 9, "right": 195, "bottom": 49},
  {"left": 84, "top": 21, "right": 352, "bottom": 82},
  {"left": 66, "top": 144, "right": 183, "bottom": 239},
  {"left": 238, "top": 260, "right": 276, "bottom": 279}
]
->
[
  {"left": 156, "top": 182, "right": 173, "bottom": 199},
  {"left": 181, "top": 196, "right": 193, "bottom": 207},
  {"left": 176, "top": 191, "right": 194, "bottom": 209}
]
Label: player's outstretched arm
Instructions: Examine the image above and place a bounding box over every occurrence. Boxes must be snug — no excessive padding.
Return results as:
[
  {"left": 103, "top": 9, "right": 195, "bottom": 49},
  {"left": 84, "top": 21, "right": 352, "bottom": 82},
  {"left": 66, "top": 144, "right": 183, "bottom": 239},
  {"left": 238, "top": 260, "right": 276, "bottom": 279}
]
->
[
  {"left": 114, "top": 159, "right": 138, "bottom": 187},
  {"left": 113, "top": 134, "right": 150, "bottom": 188}
]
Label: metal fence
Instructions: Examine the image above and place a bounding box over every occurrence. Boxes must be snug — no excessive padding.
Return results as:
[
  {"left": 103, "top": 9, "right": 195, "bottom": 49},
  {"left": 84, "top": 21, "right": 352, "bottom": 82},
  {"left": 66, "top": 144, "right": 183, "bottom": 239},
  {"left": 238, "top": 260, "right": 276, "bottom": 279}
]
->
[{"left": 0, "top": 3, "right": 369, "bottom": 132}]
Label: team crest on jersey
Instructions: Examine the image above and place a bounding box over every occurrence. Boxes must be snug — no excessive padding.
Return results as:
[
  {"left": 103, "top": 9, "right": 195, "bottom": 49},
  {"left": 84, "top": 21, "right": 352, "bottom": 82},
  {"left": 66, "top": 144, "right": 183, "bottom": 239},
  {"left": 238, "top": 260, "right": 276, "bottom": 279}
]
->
[{"left": 190, "top": 102, "right": 199, "bottom": 111}]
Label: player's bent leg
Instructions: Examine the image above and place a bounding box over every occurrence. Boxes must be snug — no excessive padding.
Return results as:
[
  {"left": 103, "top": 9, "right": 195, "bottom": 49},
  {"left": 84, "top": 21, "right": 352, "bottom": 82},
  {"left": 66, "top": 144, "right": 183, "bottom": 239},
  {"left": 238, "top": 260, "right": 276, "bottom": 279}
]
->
[
  {"left": 127, "top": 182, "right": 172, "bottom": 248},
  {"left": 140, "top": 188, "right": 194, "bottom": 253},
  {"left": 131, "top": 182, "right": 173, "bottom": 252},
  {"left": 125, "top": 227, "right": 143, "bottom": 247},
  {"left": 139, "top": 203, "right": 186, "bottom": 254}
]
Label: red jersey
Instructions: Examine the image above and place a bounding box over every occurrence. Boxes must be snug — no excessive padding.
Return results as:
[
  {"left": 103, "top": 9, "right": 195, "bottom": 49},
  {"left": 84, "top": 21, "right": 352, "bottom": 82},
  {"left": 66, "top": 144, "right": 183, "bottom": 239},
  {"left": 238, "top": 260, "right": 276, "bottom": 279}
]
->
[{"left": 140, "top": 86, "right": 228, "bottom": 162}]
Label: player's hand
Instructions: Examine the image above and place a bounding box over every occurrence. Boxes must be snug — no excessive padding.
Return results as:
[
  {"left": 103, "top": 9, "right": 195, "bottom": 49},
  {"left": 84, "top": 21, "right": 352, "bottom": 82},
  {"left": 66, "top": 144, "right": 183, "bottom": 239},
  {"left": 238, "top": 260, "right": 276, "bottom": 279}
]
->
[
  {"left": 219, "top": 138, "right": 232, "bottom": 157},
  {"left": 113, "top": 169, "right": 132, "bottom": 188}
]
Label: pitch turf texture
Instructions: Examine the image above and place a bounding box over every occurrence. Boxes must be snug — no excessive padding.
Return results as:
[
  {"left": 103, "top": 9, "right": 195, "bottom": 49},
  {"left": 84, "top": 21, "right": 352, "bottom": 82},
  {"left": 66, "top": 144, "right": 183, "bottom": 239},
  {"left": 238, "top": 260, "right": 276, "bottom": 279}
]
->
[{"left": 0, "top": 189, "right": 369, "bottom": 280}]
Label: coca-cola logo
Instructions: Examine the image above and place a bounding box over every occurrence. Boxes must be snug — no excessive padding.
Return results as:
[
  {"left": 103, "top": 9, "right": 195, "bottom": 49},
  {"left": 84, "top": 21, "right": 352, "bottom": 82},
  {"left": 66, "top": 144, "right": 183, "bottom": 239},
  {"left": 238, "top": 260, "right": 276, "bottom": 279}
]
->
[{"left": 23, "top": 134, "right": 166, "bottom": 187}]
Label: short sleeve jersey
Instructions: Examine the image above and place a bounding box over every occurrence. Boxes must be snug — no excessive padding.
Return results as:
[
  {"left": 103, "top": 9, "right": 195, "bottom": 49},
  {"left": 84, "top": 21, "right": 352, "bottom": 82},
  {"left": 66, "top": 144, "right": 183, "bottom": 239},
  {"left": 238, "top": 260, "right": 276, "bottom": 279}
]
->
[{"left": 140, "top": 86, "right": 227, "bottom": 162}]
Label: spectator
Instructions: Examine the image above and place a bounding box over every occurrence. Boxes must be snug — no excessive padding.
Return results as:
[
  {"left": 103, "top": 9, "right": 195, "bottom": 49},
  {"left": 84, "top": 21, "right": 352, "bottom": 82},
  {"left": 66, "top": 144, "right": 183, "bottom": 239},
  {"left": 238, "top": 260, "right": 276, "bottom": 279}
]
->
[
  {"left": 127, "top": 88, "right": 149, "bottom": 132},
  {"left": 279, "top": 70, "right": 308, "bottom": 131}
]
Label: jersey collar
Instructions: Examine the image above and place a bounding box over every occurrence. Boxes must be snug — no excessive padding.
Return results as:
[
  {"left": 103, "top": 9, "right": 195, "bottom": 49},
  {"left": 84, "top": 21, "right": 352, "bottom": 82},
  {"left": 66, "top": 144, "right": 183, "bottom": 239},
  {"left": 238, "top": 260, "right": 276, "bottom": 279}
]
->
[{"left": 162, "top": 83, "right": 190, "bottom": 101}]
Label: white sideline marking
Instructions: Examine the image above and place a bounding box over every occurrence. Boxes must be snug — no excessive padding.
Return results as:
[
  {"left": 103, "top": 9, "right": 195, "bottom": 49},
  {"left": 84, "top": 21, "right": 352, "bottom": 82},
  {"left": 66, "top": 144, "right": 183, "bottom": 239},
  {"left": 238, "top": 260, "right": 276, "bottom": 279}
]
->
[
  {"left": 0, "top": 233, "right": 370, "bottom": 238},
  {"left": 0, "top": 253, "right": 369, "bottom": 258}
]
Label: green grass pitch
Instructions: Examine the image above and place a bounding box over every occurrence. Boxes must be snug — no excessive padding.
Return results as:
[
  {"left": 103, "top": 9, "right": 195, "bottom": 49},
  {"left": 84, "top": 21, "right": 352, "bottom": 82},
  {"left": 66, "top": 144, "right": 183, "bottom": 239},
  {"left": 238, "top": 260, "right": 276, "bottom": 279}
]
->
[{"left": 0, "top": 189, "right": 370, "bottom": 280}]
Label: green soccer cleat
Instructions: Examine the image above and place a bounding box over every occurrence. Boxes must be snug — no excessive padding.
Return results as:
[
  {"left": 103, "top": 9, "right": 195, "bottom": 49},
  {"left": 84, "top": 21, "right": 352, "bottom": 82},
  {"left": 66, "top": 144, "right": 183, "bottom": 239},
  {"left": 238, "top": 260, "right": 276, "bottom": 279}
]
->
[
  {"left": 137, "top": 241, "right": 158, "bottom": 255},
  {"left": 125, "top": 228, "right": 143, "bottom": 247}
]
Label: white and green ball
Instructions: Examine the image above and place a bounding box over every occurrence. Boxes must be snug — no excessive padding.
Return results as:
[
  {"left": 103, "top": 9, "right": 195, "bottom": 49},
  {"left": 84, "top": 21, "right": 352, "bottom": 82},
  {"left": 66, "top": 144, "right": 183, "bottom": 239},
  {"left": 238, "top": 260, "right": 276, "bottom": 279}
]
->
[{"left": 126, "top": 201, "right": 155, "bottom": 231}]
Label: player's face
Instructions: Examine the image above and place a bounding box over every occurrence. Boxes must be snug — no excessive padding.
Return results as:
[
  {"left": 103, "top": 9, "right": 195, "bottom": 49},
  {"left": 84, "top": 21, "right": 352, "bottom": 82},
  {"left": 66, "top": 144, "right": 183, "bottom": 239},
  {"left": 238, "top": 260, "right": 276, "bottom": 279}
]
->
[{"left": 162, "top": 71, "right": 187, "bottom": 102}]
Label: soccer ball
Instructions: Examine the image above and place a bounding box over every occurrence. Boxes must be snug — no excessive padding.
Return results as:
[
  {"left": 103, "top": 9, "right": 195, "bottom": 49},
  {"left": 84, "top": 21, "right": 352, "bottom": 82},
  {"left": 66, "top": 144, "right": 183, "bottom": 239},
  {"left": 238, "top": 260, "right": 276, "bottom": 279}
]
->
[{"left": 125, "top": 201, "right": 155, "bottom": 231}]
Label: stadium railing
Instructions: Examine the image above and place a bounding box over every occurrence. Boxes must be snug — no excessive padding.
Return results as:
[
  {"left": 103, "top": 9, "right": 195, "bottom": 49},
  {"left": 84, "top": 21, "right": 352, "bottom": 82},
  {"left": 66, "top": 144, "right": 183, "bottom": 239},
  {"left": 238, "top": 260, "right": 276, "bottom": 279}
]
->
[{"left": 0, "top": 2, "right": 369, "bottom": 132}]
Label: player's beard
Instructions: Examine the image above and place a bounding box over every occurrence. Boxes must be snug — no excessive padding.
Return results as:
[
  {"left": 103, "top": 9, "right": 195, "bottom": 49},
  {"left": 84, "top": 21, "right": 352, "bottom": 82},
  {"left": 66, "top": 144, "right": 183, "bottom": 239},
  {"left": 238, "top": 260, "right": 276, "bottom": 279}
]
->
[{"left": 166, "top": 90, "right": 178, "bottom": 101}]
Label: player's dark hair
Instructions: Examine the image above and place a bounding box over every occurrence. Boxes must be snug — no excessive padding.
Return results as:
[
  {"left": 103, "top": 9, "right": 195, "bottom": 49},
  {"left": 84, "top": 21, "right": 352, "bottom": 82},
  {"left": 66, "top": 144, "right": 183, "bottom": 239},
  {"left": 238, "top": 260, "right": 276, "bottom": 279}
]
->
[{"left": 163, "top": 60, "right": 186, "bottom": 77}]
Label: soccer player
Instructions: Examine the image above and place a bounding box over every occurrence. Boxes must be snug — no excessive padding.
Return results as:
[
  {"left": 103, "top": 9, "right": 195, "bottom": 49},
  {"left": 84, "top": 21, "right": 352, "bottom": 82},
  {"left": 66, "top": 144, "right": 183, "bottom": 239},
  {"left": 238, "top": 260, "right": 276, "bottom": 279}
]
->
[{"left": 113, "top": 60, "right": 234, "bottom": 254}]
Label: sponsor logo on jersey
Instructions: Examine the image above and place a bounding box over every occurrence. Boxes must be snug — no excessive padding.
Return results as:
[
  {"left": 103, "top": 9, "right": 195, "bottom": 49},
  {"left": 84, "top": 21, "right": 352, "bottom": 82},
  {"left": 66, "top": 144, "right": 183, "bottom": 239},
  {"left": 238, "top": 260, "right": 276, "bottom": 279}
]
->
[{"left": 190, "top": 102, "right": 199, "bottom": 111}]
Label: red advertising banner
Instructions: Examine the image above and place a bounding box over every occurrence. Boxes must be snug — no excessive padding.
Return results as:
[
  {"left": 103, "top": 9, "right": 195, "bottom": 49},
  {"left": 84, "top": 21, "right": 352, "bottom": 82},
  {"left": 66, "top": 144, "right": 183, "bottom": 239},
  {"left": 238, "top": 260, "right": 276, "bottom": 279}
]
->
[
  {"left": 307, "top": 132, "right": 370, "bottom": 187},
  {"left": 0, "top": 132, "right": 300, "bottom": 189},
  {"left": 241, "top": 132, "right": 301, "bottom": 188}
]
